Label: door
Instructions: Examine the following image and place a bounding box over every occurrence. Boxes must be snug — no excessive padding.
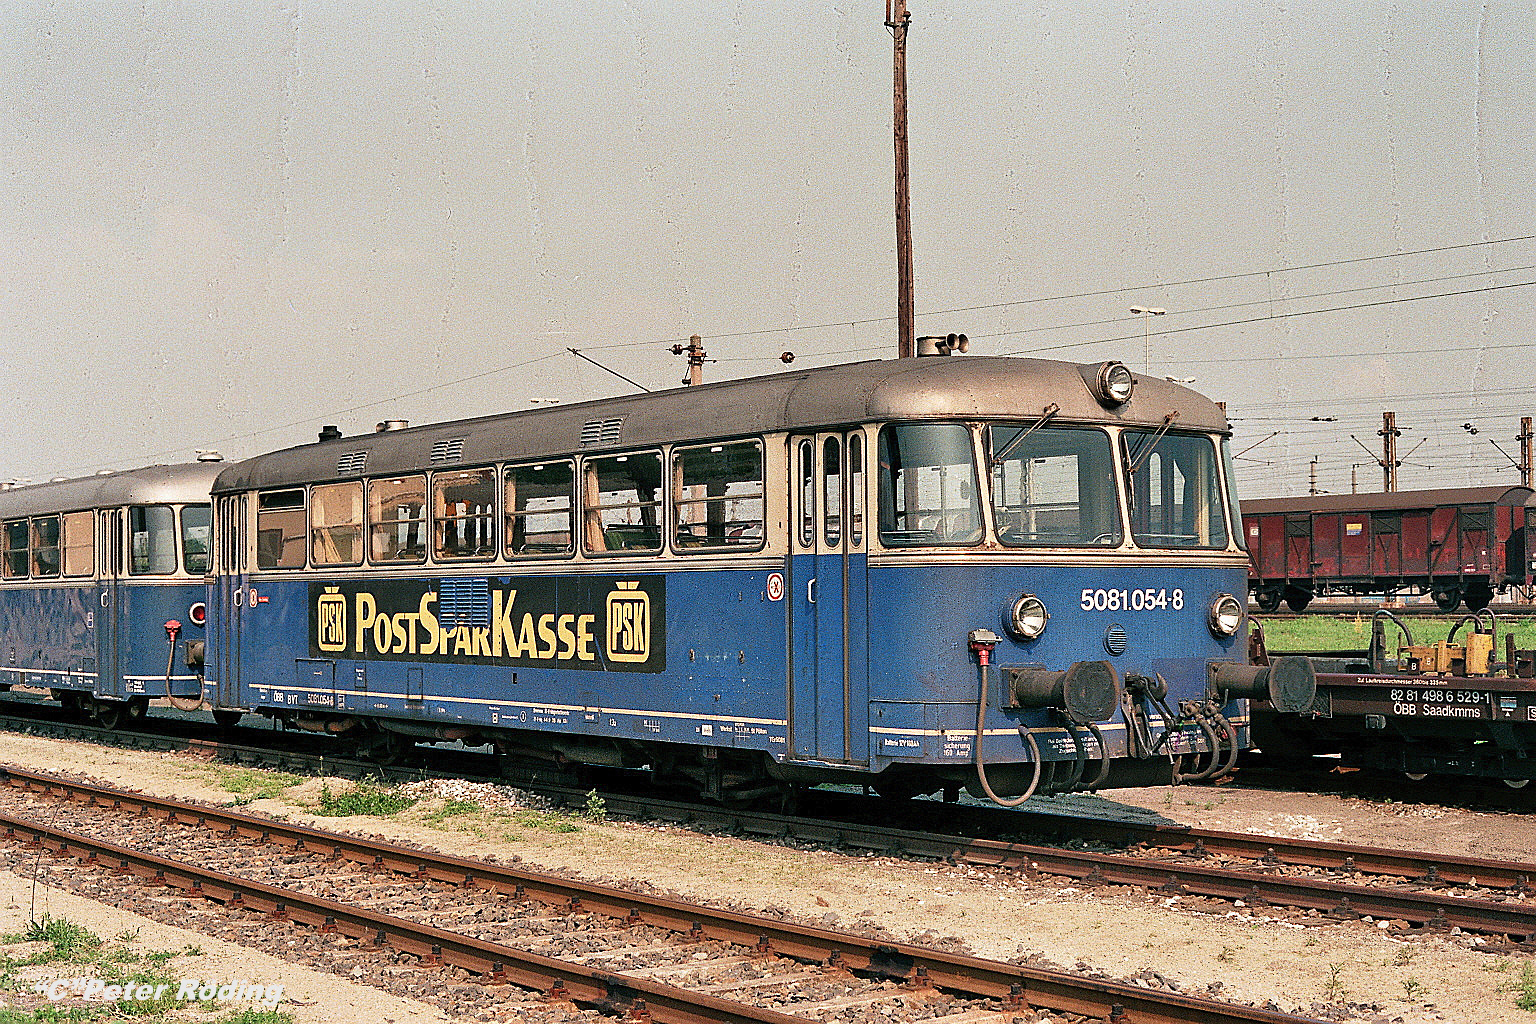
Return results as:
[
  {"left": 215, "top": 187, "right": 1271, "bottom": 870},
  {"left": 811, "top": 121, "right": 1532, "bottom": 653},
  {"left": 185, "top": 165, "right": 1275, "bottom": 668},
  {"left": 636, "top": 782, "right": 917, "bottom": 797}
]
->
[
  {"left": 215, "top": 495, "right": 245, "bottom": 708},
  {"left": 94, "top": 509, "right": 123, "bottom": 699},
  {"left": 789, "top": 433, "right": 869, "bottom": 764}
]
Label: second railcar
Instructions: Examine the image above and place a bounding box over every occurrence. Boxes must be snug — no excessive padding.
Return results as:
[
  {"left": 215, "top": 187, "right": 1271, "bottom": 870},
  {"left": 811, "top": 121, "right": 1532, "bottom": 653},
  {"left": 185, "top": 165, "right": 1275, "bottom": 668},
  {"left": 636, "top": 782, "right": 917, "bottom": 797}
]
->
[
  {"left": 0, "top": 462, "right": 222, "bottom": 725},
  {"left": 203, "top": 355, "right": 1295, "bottom": 805},
  {"left": 1243, "top": 486, "right": 1536, "bottom": 612}
]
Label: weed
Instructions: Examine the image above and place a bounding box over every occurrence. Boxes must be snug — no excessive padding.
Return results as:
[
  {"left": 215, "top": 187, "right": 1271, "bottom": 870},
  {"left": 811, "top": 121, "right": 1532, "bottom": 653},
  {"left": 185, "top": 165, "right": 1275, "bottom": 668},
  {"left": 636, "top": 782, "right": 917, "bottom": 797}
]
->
[
  {"left": 422, "top": 798, "right": 484, "bottom": 831},
  {"left": 583, "top": 789, "right": 607, "bottom": 822},
  {"left": 514, "top": 808, "right": 581, "bottom": 833},
  {"left": 1401, "top": 977, "right": 1426, "bottom": 1000},
  {"left": 1324, "top": 962, "right": 1348, "bottom": 1003},
  {"left": 1516, "top": 962, "right": 1536, "bottom": 1011},
  {"left": 1216, "top": 946, "right": 1237, "bottom": 964},
  {"left": 315, "top": 778, "right": 417, "bottom": 817},
  {"left": 216, "top": 1011, "right": 297, "bottom": 1024},
  {"left": 1304, "top": 936, "right": 1319, "bottom": 947},
  {"left": 197, "top": 765, "right": 303, "bottom": 803},
  {"left": 1393, "top": 947, "right": 1417, "bottom": 967},
  {"left": 17, "top": 916, "right": 103, "bottom": 963}
]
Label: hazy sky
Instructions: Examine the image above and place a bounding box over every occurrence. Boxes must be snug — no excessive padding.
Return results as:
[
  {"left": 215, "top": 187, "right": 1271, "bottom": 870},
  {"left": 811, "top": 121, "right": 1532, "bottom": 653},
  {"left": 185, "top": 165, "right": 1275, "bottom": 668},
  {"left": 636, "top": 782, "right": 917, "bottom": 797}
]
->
[{"left": 3, "top": 2, "right": 1532, "bottom": 498}]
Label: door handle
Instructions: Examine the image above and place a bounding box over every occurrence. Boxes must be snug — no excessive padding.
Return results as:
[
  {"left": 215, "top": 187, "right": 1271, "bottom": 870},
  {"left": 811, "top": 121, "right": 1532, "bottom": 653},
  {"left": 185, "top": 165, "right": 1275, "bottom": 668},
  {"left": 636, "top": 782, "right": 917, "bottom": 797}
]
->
[{"left": 807, "top": 577, "right": 817, "bottom": 604}]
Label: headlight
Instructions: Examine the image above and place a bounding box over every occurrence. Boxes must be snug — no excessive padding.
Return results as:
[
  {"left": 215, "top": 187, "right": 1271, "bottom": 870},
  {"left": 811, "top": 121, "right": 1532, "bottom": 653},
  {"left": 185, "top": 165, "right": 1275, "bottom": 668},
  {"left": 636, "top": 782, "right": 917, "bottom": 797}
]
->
[
  {"left": 1006, "top": 593, "right": 1049, "bottom": 640},
  {"left": 1094, "top": 361, "right": 1135, "bottom": 406},
  {"left": 1209, "top": 593, "right": 1243, "bottom": 637}
]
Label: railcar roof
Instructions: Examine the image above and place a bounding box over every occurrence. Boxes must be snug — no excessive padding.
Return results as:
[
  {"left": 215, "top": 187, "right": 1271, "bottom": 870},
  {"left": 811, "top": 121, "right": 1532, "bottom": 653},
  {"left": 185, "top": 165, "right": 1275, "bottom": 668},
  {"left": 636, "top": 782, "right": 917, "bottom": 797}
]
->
[
  {"left": 0, "top": 462, "right": 225, "bottom": 518},
  {"left": 1241, "top": 485, "right": 1534, "bottom": 516},
  {"left": 212, "top": 356, "right": 1230, "bottom": 492}
]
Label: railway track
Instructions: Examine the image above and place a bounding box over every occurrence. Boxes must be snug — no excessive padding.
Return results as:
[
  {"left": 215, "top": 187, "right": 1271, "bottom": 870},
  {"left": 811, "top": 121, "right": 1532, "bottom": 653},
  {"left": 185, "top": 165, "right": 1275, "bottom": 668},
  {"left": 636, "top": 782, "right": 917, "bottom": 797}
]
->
[
  {"left": 0, "top": 768, "right": 1324, "bottom": 1024},
  {"left": 3, "top": 707, "right": 1535, "bottom": 947}
]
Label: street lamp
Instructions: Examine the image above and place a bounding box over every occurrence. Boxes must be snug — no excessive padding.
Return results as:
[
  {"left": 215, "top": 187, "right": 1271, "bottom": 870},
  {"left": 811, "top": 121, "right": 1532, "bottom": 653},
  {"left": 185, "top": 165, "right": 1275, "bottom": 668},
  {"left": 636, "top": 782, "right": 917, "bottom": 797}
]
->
[{"left": 1130, "top": 306, "right": 1166, "bottom": 373}]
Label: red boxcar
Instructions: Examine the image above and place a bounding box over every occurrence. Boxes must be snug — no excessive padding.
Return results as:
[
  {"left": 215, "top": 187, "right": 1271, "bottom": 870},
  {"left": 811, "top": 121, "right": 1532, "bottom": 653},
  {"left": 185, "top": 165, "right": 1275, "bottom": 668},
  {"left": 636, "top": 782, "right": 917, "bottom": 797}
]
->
[{"left": 1243, "top": 485, "right": 1536, "bottom": 611}]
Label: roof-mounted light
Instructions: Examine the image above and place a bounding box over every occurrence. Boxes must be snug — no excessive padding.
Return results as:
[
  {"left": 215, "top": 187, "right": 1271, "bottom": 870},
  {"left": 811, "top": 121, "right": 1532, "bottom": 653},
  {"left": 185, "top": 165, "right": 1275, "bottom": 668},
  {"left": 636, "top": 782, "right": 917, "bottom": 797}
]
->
[{"left": 1093, "top": 361, "right": 1135, "bottom": 406}]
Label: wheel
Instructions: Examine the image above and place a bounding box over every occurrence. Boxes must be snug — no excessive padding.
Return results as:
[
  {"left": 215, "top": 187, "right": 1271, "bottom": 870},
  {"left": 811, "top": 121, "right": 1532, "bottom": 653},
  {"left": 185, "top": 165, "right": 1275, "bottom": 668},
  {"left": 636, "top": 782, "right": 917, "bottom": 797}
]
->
[
  {"left": 1503, "top": 778, "right": 1530, "bottom": 790},
  {"left": 1463, "top": 587, "right": 1492, "bottom": 612},
  {"left": 1255, "top": 589, "right": 1282, "bottom": 613},
  {"left": 1432, "top": 588, "right": 1460, "bottom": 612},
  {"left": 365, "top": 731, "right": 412, "bottom": 766},
  {"left": 1404, "top": 772, "right": 1428, "bottom": 781},
  {"left": 1284, "top": 589, "right": 1311, "bottom": 612},
  {"left": 91, "top": 700, "right": 126, "bottom": 731},
  {"left": 211, "top": 709, "right": 243, "bottom": 729}
]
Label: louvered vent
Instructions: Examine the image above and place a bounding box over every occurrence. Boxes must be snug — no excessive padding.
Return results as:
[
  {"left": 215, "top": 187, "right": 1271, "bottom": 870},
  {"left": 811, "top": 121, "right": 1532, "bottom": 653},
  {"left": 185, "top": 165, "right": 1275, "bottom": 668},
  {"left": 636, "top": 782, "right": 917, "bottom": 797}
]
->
[
  {"left": 430, "top": 438, "right": 465, "bottom": 464},
  {"left": 438, "top": 577, "right": 491, "bottom": 629},
  {"left": 580, "top": 417, "right": 625, "bottom": 447},
  {"left": 336, "top": 451, "right": 369, "bottom": 475}
]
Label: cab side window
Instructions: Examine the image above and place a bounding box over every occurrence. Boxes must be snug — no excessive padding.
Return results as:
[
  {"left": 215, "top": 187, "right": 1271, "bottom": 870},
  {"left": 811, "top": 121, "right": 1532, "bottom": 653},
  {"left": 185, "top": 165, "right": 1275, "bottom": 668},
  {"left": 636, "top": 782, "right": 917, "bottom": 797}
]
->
[{"left": 130, "top": 505, "right": 180, "bottom": 575}]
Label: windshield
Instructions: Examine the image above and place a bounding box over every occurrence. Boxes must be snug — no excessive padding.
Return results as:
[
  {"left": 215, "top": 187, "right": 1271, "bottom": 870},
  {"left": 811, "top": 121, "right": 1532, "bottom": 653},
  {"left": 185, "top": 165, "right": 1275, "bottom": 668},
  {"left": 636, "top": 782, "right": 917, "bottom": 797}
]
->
[
  {"left": 877, "top": 423, "right": 983, "bottom": 546},
  {"left": 1121, "top": 430, "right": 1230, "bottom": 549},
  {"left": 988, "top": 425, "right": 1121, "bottom": 547}
]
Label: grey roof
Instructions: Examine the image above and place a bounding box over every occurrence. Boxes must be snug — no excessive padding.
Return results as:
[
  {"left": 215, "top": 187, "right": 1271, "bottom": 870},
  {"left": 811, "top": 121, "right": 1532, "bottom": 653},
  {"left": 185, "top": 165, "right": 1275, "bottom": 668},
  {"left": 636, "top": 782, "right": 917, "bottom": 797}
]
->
[
  {"left": 0, "top": 462, "right": 226, "bottom": 519},
  {"left": 212, "top": 356, "right": 1230, "bottom": 492},
  {"left": 1241, "top": 485, "right": 1534, "bottom": 517}
]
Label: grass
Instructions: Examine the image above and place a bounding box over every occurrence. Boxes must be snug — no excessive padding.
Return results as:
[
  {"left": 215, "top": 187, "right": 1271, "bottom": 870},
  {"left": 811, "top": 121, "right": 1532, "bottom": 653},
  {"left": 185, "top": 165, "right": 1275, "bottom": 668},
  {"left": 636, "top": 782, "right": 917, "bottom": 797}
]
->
[
  {"left": 193, "top": 766, "right": 304, "bottom": 806},
  {"left": 314, "top": 778, "right": 417, "bottom": 817},
  {"left": 1259, "top": 614, "right": 1536, "bottom": 654},
  {"left": 0, "top": 915, "right": 292, "bottom": 1023}
]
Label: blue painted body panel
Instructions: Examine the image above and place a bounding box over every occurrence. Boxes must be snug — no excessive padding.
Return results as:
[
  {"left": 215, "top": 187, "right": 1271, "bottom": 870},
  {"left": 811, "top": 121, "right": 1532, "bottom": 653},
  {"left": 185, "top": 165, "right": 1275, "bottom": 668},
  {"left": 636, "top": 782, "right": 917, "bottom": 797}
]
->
[
  {"left": 0, "top": 582, "right": 204, "bottom": 700},
  {"left": 214, "top": 555, "right": 1247, "bottom": 772}
]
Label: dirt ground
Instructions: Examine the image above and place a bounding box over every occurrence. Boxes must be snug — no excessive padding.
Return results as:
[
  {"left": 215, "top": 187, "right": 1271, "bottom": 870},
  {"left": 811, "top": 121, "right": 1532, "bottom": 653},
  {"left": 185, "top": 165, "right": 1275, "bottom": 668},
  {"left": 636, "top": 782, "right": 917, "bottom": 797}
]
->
[{"left": 0, "top": 730, "right": 1531, "bottom": 1024}]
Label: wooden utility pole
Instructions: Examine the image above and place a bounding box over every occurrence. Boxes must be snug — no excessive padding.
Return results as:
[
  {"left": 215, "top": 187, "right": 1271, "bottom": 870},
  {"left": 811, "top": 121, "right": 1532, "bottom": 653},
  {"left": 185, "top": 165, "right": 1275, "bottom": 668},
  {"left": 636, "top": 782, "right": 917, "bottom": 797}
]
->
[
  {"left": 1379, "top": 411, "right": 1400, "bottom": 492},
  {"left": 887, "top": 0, "right": 915, "bottom": 358},
  {"left": 1521, "top": 416, "right": 1533, "bottom": 488},
  {"left": 670, "top": 335, "right": 707, "bottom": 386}
]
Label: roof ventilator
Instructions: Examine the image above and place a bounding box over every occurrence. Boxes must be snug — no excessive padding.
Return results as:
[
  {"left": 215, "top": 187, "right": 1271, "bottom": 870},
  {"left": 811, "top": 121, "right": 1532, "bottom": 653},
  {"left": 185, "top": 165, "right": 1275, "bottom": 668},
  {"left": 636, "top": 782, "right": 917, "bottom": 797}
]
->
[{"left": 580, "top": 417, "right": 625, "bottom": 447}]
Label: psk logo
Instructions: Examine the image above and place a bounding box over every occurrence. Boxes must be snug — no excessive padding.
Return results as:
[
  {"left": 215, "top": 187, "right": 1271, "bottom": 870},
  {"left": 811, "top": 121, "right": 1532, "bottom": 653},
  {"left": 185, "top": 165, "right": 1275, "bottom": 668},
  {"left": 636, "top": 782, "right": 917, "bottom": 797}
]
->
[
  {"left": 605, "top": 581, "right": 650, "bottom": 663},
  {"left": 316, "top": 586, "right": 347, "bottom": 653}
]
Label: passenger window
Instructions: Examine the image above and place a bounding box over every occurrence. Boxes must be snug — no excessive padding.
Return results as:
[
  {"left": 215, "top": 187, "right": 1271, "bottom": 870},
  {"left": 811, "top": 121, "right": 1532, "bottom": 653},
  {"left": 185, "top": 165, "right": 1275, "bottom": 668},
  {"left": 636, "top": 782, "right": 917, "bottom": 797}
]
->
[
  {"left": 506, "top": 461, "right": 573, "bottom": 557},
  {"left": 797, "top": 440, "right": 815, "bottom": 548},
  {"left": 368, "top": 476, "right": 427, "bottom": 563},
  {"left": 310, "top": 483, "right": 363, "bottom": 567},
  {"left": 129, "top": 505, "right": 180, "bottom": 574},
  {"left": 62, "top": 511, "right": 94, "bottom": 576},
  {"left": 254, "top": 491, "right": 306, "bottom": 570},
  {"left": 3, "top": 520, "right": 29, "bottom": 579},
  {"left": 30, "top": 516, "right": 61, "bottom": 577},
  {"left": 181, "top": 505, "right": 211, "bottom": 575},
  {"left": 823, "top": 438, "right": 843, "bottom": 546},
  {"left": 673, "top": 440, "right": 764, "bottom": 551},
  {"left": 433, "top": 469, "right": 495, "bottom": 560},
  {"left": 582, "top": 452, "right": 662, "bottom": 553},
  {"left": 849, "top": 435, "right": 865, "bottom": 547}
]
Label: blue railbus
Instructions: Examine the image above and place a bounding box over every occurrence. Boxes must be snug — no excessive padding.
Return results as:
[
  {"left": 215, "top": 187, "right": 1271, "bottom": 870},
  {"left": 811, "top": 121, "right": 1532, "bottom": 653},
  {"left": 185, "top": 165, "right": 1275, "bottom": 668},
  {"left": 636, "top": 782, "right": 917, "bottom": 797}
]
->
[
  {"left": 0, "top": 462, "right": 221, "bottom": 727},
  {"left": 203, "top": 354, "right": 1309, "bottom": 804}
]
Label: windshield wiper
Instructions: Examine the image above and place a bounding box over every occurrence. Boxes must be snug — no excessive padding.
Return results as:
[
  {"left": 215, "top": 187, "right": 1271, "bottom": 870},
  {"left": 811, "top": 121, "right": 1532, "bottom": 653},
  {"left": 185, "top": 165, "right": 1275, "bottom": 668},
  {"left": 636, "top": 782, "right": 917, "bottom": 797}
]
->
[
  {"left": 988, "top": 404, "right": 1060, "bottom": 469},
  {"left": 1124, "top": 411, "right": 1180, "bottom": 476}
]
